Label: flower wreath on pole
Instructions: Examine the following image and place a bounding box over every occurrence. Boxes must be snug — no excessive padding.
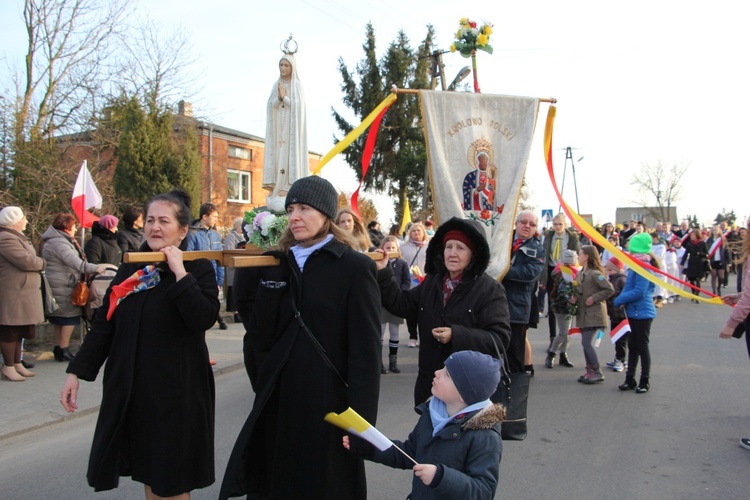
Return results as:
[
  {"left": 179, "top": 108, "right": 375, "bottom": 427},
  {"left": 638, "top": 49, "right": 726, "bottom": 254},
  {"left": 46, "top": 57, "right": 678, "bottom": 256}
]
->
[
  {"left": 450, "top": 18, "right": 493, "bottom": 93},
  {"left": 243, "top": 208, "right": 289, "bottom": 250}
]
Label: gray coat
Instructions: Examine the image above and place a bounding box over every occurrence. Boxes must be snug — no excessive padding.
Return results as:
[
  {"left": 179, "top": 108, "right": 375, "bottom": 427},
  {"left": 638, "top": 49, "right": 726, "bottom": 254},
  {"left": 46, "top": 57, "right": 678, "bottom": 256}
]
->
[
  {"left": 0, "top": 227, "right": 46, "bottom": 325},
  {"left": 40, "top": 226, "right": 99, "bottom": 318}
]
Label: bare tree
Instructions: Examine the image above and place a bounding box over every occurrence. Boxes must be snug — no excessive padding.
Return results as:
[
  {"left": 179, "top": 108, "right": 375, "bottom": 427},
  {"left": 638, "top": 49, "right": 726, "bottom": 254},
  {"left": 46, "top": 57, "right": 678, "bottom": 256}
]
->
[
  {"left": 16, "top": 0, "right": 132, "bottom": 139},
  {"left": 115, "top": 18, "right": 202, "bottom": 114},
  {"left": 630, "top": 160, "right": 689, "bottom": 222}
]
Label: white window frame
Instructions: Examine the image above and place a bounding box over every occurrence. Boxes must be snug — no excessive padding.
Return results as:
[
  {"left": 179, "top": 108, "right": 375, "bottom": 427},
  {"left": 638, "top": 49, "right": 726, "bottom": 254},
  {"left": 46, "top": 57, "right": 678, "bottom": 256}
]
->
[
  {"left": 228, "top": 145, "right": 252, "bottom": 160},
  {"left": 227, "top": 169, "right": 251, "bottom": 203}
]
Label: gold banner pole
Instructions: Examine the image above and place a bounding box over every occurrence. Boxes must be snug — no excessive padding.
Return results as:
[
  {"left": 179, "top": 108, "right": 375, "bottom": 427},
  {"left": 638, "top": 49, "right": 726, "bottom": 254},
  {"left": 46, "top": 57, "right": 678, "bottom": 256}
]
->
[{"left": 390, "top": 86, "right": 557, "bottom": 103}]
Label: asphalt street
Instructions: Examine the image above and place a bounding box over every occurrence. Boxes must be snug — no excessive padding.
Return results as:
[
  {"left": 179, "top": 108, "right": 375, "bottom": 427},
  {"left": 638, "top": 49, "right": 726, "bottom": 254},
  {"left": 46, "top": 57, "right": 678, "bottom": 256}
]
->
[{"left": 1, "top": 277, "right": 749, "bottom": 499}]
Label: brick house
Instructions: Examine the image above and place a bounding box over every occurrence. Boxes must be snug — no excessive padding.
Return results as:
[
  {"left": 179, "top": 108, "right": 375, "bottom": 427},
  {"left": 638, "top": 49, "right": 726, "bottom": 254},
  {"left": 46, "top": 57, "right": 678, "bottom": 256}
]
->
[{"left": 57, "top": 100, "right": 322, "bottom": 229}]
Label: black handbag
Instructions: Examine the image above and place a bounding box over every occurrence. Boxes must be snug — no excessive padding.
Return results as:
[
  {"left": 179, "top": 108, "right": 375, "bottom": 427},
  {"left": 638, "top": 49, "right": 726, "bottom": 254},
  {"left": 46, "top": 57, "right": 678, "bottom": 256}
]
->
[
  {"left": 488, "top": 335, "right": 530, "bottom": 441},
  {"left": 40, "top": 271, "right": 59, "bottom": 317}
]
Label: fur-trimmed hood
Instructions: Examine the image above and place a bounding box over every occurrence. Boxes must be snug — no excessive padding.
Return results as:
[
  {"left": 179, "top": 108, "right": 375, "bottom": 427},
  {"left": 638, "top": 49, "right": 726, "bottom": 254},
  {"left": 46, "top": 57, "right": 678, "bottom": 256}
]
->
[
  {"left": 461, "top": 402, "right": 506, "bottom": 430},
  {"left": 424, "top": 217, "right": 490, "bottom": 278},
  {"left": 419, "top": 400, "right": 506, "bottom": 430}
]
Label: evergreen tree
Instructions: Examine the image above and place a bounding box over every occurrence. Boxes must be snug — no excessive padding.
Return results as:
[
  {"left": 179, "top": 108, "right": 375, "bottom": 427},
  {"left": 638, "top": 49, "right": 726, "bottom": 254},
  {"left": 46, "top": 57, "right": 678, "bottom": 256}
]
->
[
  {"left": 114, "top": 98, "right": 201, "bottom": 211},
  {"left": 333, "top": 24, "right": 435, "bottom": 220}
]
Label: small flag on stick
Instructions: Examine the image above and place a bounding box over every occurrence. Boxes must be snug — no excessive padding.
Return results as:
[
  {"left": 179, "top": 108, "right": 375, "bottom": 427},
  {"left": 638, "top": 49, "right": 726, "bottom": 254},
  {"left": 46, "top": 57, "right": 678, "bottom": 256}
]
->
[
  {"left": 71, "top": 160, "right": 102, "bottom": 228},
  {"left": 610, "top": 319, "right": 631, "bottom": 344},
  {"left": 568, "top": 327, "right": 582, "bottom": 338},
  {"left": 325, "top": 407, "right": 417, "bottom": 464}
]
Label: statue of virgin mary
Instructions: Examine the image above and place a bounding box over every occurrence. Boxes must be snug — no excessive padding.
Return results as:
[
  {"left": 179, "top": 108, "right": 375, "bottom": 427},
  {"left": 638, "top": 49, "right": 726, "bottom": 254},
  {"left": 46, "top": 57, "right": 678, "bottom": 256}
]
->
[{"left": 263, "top": 43, "right": 308, "bottom": 212}]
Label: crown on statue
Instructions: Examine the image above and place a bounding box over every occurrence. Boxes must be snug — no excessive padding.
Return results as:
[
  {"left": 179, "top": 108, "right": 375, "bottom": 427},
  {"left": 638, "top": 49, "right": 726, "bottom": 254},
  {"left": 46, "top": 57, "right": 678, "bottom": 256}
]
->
[{"left": 280, "top": 34, "right": 298, "bottom": 55}]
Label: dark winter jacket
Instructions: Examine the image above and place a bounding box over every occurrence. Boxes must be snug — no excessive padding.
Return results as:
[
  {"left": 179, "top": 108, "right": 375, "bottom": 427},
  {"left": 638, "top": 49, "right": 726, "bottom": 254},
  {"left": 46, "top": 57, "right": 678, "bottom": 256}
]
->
[
  {"left": 378, "top": 217, "right": 511, "bottom": 406},
  {"left": 606, "top": 271, "right": 627, "bottom": 322},
  {"left": 614, "top": 269, "right": 657, "bottom": 320},
  {"left": 681, "top": 238, "right": 708, "bottom": 280},
  {"left": 84, "top": 222, "right": 122, "bottom": 265},
  {"left": 354, "top": 401, "right": 504, "bottom": 500},
  {"left": 549, "top": 266, "right": 578, "bottom": 316},
  {"left": 381, "top": 256, "right": 411, "bottom": 324},
  {"left": 186, "top": 221, "right": 224, "bottom": 286},
  {"left": 221, "top": 238, "right": 382, "bottom": 500},
  {"left": 501, "top": 233, "right": 545, "bottom": 324},
  {"left": 66, "top": 245, "right": 220, "bottom": 496},
  {"left": 117, "top": 224, "right": 144, "bottom": 257}
]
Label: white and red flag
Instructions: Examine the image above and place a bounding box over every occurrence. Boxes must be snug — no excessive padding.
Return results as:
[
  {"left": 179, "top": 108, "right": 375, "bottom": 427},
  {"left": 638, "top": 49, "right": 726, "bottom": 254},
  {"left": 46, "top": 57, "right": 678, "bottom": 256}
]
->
[
  {"left": 71, "top": 160, "right": 102, "bottom": 228},
  {"left": 610, "top": 319, "right": 631, "bottom": 343},
  {"left": 568, "top": 327, "right": 582, "bottom": 338}
]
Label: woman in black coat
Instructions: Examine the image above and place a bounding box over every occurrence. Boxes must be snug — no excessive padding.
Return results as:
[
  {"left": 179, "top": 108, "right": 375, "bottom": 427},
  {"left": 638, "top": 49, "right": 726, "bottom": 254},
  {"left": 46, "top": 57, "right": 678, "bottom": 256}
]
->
[
  {"left": 681, "top": 228, "right": 709, "bottom": 303},
  {"left": 375, "top": 217, "right": 512, "bottom": 407},
  {"left": 84, "top": 215, "right": 122, "bottom": 265},
  {"left": 117, "top": 205, "right": 145, "bottom": 258},
  {"left": 61, "top": 190, "right": 220, "bottom": 498},
  {"left": 221, "top": 176, "right": 381, "bottom": 500}
]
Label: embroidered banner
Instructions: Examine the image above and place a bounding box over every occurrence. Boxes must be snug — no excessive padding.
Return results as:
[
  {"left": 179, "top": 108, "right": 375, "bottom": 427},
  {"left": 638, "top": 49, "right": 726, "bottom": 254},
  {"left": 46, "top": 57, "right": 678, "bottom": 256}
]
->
[{"left": 419, "top": 91, "right": 539, "bottom": 279}]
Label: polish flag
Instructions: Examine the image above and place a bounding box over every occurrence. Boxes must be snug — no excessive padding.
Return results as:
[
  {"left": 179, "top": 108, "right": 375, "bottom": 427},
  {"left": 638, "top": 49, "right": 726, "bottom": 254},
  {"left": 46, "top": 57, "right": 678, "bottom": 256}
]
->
[
  {"left": 610, "top": 319, "right": 631, "bottom": 344},
  {"left": 71, "top": 161, "right": 102, "bottom": 228},
  {"left": 568, "top": 327, "right": 582, "bottom": 338}
]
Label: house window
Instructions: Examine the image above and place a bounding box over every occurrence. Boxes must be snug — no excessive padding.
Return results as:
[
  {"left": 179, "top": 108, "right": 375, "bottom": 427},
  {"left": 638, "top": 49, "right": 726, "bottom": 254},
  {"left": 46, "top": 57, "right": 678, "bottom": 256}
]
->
[
  {"left": 228, "top": 170, "right": 251, "bottom": 203},
  {"left": 228, "top": 145, "right": 252, "bottom": 160}
]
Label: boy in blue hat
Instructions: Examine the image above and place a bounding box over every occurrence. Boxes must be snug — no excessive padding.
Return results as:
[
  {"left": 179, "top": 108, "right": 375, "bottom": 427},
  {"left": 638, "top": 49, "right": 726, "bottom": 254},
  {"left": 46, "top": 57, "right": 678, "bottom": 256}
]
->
[{"left": 343, "top": 350, "right": 505, "bottom": 499}]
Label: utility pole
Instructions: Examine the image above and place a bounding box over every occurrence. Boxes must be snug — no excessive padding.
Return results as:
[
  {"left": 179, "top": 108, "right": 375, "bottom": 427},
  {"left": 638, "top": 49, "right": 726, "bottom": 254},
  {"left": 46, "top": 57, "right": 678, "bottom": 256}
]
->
[{"left": 559, "top": 146, "right": 582, "bottom": 214}]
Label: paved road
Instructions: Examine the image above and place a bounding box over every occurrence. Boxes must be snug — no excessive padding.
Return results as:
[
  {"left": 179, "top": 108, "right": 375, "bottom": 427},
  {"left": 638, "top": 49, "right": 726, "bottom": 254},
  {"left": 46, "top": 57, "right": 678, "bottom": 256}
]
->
[{"left": 1, "top": 282, "right": 749, "bottom": 498}]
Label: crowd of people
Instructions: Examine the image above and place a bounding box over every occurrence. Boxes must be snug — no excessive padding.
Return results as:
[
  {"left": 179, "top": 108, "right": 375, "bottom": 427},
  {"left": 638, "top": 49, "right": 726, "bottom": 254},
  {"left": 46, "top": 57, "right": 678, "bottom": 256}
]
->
[{"left": 1, "top": 190, "right": 749, "bottom": 498}]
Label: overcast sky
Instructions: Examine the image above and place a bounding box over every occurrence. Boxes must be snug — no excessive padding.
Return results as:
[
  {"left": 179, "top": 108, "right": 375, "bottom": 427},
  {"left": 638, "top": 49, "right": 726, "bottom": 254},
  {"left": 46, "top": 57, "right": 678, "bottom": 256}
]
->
[{"left": 2, "top": 0, "right": 748, "bottom": 227}]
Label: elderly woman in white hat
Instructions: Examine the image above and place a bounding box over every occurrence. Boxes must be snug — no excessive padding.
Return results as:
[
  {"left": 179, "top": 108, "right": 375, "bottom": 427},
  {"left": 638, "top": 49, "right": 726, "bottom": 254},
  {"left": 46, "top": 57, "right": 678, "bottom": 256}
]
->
[{"left": 0, "top": 206, "right": 46, "bottom": 381}]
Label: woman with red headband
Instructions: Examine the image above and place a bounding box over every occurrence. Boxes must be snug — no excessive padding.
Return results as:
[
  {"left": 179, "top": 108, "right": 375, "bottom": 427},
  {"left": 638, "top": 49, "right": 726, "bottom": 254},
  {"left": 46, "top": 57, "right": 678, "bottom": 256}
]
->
[{"left": 375, "top": 217, "right": 511, "bottom": 407}]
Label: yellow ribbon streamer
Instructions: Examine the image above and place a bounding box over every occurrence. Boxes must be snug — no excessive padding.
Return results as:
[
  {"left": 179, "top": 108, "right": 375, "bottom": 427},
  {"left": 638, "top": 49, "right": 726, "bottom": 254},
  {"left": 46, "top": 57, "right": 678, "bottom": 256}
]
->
[
  {"left": 312, "top": 93, "right": 399, "bottom": 176},
  {"left": 542, "top": 106, "right": 722, "bottom": 305}
]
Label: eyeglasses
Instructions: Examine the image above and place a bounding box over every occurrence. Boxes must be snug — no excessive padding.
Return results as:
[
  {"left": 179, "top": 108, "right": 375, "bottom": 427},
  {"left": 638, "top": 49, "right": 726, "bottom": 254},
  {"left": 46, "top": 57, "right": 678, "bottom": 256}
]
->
[
  {"left": 552, "top": 223, "right": 564, "bottom": 227},
  {"left": 517, "top": 220, "right": 537, "bottom": 227}
]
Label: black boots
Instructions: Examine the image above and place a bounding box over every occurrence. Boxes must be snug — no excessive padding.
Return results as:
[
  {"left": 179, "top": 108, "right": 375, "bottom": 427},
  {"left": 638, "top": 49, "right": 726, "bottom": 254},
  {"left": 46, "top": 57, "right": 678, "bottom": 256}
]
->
[
  {"left": 54, "top": 346, "right": 74, "bottom": 362},
  {"left": 618, "top": 375, "right": 637, "bottom": 391},
  {"left": 636, "top": 376, "right": 650, "bottom": 393},
  {"left": 389, "top": 354, "right": 400, "bottom": 373},
  {"left": 545, "top": 352, "right": 556, "bottom": 368},
  {"left": 619, "top": 375, "right": 649, "bottom": 392},
  {"left": 559, "top": 353, "right": 574, "bottom": 368}
]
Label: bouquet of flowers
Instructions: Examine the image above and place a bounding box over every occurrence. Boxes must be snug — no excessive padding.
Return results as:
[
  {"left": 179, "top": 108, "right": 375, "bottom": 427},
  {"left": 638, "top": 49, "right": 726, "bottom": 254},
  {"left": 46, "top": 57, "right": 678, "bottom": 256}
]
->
[
  {"left": 243, "top": 208, "right": 288, "bottom": 249},
  {"left": 450, "top": 18, "right": 493, "bottom": 58}
]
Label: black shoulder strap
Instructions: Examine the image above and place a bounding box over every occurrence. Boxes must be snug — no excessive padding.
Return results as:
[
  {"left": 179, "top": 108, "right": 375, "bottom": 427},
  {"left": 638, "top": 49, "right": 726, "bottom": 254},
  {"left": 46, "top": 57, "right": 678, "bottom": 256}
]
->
[
  {"left": 409, "top": 245, "right": 423, "bottom": 268},
  {"left": 288, "top": 270, "right": 348, "bottom": 389}
]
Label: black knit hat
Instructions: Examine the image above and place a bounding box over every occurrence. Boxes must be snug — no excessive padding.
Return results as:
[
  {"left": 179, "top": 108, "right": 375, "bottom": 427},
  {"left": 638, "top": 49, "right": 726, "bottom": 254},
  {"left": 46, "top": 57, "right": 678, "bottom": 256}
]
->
[
  {"left": 444, "top": 350, "right": 502, "bottom": 405},
  {"left": 285, "top": 176, "right": 338, "bottom": 219}
]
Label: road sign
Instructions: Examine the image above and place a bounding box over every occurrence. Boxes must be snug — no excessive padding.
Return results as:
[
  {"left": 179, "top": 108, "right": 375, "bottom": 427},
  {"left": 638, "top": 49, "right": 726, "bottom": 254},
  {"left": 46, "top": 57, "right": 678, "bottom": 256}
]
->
[{"left": 541, "top": 209, "right": 554, "bottom": 222}]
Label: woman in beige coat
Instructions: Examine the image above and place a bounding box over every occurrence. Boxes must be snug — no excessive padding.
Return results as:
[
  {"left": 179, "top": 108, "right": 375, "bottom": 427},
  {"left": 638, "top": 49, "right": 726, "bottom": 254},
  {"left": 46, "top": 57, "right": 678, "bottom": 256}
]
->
[{"left": 0, "top": 206, "right": 45, "bottom": 381}]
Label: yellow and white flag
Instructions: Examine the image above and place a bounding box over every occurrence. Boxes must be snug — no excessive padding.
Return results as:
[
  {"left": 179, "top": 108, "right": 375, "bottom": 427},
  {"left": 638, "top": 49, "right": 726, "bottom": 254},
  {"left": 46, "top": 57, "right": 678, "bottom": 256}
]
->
[
  {"left": 324, "top": 407, "right": 392, "bottom": 451},
  {"left": 420, "top": 91, "right": 539, "bottom": 279}
]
